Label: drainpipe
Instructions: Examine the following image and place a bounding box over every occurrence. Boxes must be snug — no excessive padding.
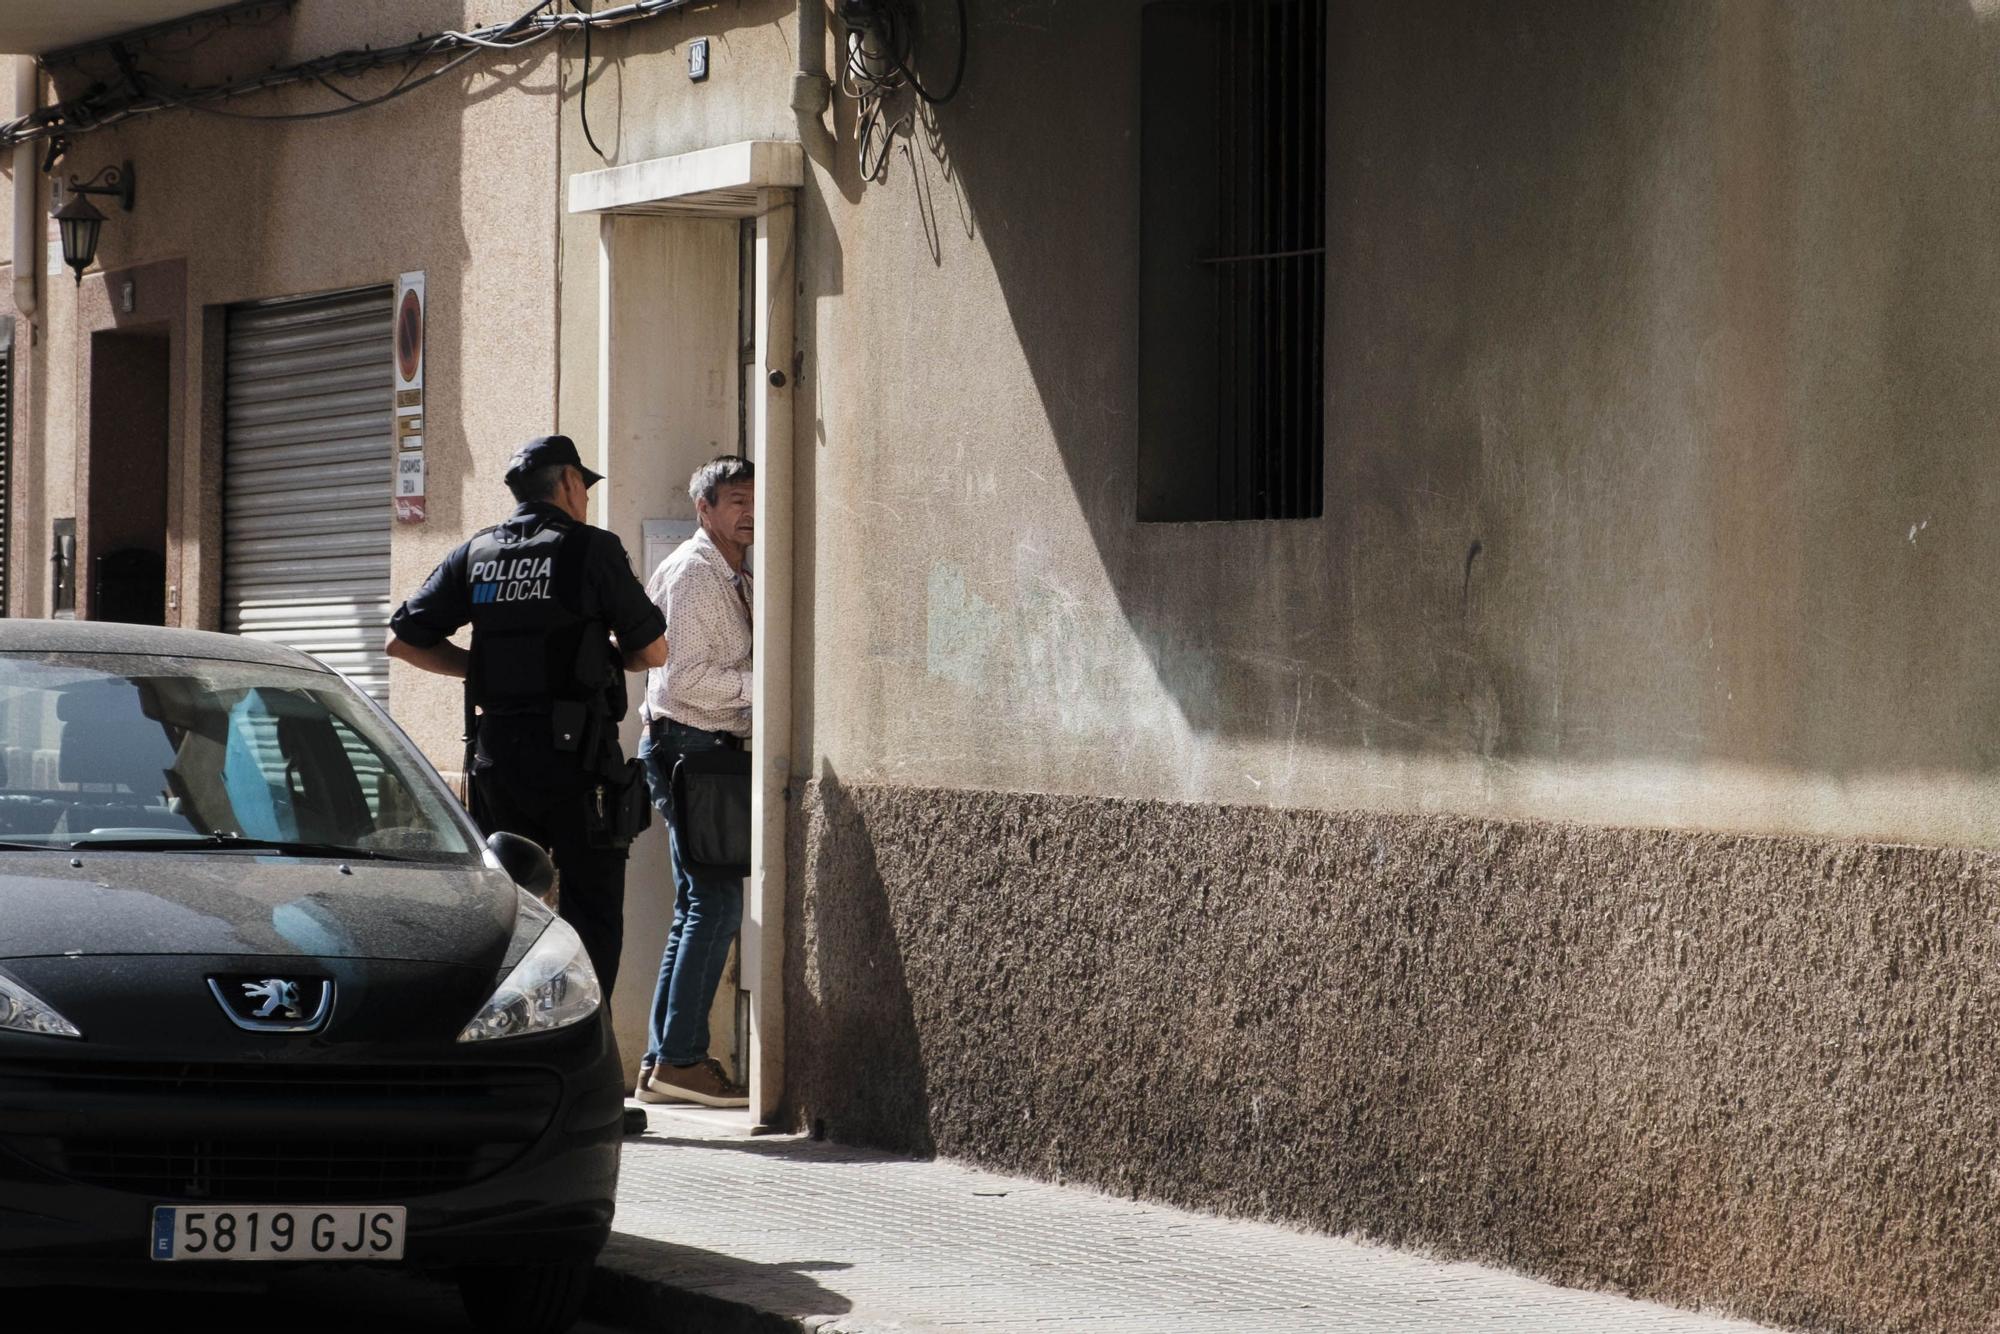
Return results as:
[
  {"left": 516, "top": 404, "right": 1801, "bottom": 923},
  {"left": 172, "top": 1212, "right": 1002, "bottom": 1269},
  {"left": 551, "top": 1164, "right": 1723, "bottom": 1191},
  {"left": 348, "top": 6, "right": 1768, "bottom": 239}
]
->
[
  {"left": 12, "top": 56, "right": 37, "bottom": 320},
  {"left": 791, "top": 0, "right": 830, "bottom": 119},
  {"left": 744, "top": 0, "right": 818, "bottom": 1132},
  {"left": 746, "top": 186, "right": 796, "bottom": 1129}
]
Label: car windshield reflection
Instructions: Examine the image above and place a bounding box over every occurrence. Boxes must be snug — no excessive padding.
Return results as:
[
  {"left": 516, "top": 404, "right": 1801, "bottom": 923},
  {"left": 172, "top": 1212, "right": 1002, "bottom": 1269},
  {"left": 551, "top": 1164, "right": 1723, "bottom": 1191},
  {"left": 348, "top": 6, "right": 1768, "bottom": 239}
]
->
[{"left": 0, "top": 652, "right": 474, "bottom": 861}]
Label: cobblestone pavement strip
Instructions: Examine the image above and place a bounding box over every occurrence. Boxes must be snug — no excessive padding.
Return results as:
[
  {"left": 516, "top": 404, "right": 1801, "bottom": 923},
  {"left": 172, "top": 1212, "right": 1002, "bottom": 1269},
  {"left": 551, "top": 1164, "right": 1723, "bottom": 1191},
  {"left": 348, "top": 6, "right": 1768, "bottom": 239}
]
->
[{"left": 589, "top": 1105, "right": 1783, "bottom": 1334}]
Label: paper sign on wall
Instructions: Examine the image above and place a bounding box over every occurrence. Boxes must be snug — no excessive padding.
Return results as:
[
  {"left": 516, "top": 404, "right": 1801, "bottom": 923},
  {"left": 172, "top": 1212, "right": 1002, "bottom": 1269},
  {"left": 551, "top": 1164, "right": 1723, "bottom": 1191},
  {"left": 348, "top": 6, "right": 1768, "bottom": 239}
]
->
[
  {"left": 393, "top": 270, "right": 426, "bottom": 524},
  {"left": 642, "top": 519, "right": 698, "bottom": 581}
]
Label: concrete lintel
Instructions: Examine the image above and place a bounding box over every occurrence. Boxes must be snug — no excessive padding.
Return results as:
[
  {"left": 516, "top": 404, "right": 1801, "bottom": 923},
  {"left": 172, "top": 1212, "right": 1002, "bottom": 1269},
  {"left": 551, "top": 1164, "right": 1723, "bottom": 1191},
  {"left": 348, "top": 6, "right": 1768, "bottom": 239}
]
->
[{"left": 567, "top": 140, "right": 804, "bottom": 218}]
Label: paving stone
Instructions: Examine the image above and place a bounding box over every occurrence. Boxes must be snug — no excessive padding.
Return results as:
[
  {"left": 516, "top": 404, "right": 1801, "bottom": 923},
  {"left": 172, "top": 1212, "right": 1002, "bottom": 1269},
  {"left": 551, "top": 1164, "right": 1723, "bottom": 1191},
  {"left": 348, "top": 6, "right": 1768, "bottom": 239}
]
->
[{"left": 589, "top": 1106, "right": 1780, "bottom": 1334}]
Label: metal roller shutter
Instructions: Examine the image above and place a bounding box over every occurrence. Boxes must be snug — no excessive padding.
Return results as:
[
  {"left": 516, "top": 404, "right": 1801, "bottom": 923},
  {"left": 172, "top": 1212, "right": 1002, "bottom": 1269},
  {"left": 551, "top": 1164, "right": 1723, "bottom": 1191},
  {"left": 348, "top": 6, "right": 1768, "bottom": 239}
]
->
[{"left": 223, "top": 287, "right": 394, "bottom": 702}]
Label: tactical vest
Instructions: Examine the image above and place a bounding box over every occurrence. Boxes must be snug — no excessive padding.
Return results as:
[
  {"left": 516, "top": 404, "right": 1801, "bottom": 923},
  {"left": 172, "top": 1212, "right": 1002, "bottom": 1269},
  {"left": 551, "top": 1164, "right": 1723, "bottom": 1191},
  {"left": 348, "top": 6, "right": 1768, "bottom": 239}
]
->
[{"left": 463, "top": 516, "right": 597, "bottom": 715}]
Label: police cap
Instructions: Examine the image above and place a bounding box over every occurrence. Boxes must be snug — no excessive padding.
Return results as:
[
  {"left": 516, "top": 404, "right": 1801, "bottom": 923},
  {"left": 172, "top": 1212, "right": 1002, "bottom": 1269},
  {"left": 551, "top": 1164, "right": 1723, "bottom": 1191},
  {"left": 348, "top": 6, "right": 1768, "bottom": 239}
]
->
[{"left": 503, "top": 434, "right": 603, "bottom": 488}]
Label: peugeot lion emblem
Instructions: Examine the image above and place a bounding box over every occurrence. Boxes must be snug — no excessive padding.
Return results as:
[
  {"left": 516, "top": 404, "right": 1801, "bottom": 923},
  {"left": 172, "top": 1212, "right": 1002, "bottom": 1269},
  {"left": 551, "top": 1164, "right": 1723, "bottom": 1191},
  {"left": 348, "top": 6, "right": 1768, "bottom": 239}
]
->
[
  {"left": 208, "top": 974, "right": 334, "bottom": 1033},
  {"left": 242, "top": 978, "right": 304, "bottom": 1021}
]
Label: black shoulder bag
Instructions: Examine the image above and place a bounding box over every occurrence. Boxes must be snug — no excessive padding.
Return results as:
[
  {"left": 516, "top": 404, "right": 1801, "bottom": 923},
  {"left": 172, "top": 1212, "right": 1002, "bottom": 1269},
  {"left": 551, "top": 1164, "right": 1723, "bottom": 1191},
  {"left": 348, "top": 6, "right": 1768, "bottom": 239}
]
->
[{"left": 670, "top": 747, "right": 752, "bottom": 878}]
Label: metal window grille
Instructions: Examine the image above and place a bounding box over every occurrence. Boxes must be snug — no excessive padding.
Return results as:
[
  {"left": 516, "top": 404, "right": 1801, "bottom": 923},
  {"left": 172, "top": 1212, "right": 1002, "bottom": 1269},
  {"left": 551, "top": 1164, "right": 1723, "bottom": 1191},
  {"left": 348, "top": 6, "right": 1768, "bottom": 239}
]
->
[{"left": 1139, "top": 0, "right": 1327, "bottom": 522}]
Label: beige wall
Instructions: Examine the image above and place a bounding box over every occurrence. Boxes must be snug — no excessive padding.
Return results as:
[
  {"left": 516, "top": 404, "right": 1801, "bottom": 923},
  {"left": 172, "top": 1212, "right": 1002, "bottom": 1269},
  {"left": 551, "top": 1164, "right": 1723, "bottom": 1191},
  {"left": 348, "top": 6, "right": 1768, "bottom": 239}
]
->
[
  {"left": 50, "top": 3, "right": 2000, "bottom": 853},
  {"left": 10, "top": 1, "right": 558, "bottom": 769},
  {"left": 539, "top": 0, "right": 2000, "bottom": 858},
  {"left": 774, "top": 0, "right": 2000, "bottom": 855},
  {"left": 554, "top": 0, "right": 796, "bottom": 462},
  {"left": 0, "top": 59, "right": 20, "bottom": 275}
]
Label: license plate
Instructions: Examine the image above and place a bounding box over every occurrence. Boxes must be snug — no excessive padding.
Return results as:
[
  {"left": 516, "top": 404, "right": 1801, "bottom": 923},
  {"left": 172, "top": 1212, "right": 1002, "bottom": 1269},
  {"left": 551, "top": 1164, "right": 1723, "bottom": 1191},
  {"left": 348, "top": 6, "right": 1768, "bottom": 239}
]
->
[{"left": 150, "top": 1205, "right": 406, "bottom": 1261}]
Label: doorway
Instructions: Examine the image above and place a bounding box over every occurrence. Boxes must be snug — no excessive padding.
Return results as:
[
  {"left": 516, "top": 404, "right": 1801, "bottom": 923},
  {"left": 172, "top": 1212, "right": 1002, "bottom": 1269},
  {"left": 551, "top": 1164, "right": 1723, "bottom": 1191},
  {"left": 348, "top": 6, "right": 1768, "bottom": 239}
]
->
[
  {"left": 596, "top": 210, "right": 747, "bottom": 1091},
  {"left": 578, "top": 142, "right": 800, "bottom": 1123},
  {"left": 85, "top": 329, "right": 170, "bottom": 624}
]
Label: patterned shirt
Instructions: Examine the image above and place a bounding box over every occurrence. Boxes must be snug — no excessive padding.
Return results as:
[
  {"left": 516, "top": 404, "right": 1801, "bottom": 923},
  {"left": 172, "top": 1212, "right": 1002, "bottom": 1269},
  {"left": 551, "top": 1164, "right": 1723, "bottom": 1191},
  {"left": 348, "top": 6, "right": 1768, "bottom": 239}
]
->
[{"left": 642, "top": 527, "right": 752, "bottom": 737}]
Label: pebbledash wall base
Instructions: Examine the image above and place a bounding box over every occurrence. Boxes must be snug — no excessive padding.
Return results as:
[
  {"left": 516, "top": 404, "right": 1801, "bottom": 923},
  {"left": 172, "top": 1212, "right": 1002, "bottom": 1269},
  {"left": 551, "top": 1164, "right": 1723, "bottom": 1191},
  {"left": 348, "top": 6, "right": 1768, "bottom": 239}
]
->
[{"left": 787, "top": 779, "right": 2000, "bottom": 1334}]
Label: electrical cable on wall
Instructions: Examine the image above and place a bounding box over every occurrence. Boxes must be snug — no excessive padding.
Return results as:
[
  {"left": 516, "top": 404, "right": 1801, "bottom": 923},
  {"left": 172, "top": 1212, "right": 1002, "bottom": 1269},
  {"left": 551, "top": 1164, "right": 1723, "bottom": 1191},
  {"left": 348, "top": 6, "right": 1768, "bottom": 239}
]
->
[
  {"left": 0, "top": 0, "right": 693, "bottom": 149},
  {"left": 837, "top": 0, "right": 967, "bottom": 182},
  {"left": 886, "top": 0, "right": 966, "bottom": 105},
  {"left": 572, "top": 0, "right": 609, "bottom": 160}
]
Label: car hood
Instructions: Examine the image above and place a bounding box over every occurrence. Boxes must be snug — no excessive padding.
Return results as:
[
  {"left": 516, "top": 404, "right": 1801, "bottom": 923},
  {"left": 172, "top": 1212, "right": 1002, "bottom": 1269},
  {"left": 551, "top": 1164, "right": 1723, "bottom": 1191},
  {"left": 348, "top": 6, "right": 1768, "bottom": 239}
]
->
[{"left": 0, "top": 852, "right": 521, "bottom": 966}]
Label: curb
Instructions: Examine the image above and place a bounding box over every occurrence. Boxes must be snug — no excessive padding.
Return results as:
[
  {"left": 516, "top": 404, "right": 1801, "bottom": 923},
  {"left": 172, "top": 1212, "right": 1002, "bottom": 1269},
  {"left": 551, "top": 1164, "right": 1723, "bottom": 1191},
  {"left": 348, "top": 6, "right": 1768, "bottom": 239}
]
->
[{"left": 585, "top": 1235, "right": 868, "bottom": 1334}]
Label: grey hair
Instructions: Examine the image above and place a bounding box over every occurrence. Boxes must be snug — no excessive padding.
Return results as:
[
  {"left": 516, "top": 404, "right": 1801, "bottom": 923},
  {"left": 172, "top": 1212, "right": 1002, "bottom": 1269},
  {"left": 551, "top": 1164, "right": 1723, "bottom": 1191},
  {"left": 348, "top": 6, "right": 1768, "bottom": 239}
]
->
[
  {"left": 690, "top": 454, "right": 754, "bottom": 507},
  {"left": 507, "top": 462, "right": 571, "bottom": 504}
]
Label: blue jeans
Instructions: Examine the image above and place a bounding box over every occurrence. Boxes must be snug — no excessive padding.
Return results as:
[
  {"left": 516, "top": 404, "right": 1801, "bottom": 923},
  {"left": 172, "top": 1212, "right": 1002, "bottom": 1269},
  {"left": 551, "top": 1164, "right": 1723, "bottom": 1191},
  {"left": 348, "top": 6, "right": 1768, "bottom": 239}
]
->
[{"left": 638, "top": 720, "right": 745, "bottom": 1069}]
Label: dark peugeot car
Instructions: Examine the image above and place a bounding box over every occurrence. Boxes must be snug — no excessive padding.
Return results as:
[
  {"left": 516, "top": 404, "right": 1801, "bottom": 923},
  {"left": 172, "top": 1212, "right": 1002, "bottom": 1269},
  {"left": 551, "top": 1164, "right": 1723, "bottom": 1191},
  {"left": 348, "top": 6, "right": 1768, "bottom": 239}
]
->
[{"left": 0, "top": 622, "right": 622, "bottom": 1334}]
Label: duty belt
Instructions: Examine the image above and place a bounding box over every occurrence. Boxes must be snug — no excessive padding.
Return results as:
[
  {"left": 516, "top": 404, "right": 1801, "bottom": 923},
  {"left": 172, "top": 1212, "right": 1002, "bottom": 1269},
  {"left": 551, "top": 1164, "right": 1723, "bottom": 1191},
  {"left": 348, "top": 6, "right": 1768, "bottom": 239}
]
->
[{"left": 647, "top": 716, "right": 744, "bottom": 749}]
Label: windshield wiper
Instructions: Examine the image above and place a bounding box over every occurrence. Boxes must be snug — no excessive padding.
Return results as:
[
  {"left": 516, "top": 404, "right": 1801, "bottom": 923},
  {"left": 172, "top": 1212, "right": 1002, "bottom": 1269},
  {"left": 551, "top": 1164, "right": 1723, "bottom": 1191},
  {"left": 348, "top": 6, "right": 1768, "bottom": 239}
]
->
[
  {"left": 0, "top": 839, "right": 65, "bottom": 851},
  {"left": 64, "top": 834, "right": 413, "bottom": 861}
]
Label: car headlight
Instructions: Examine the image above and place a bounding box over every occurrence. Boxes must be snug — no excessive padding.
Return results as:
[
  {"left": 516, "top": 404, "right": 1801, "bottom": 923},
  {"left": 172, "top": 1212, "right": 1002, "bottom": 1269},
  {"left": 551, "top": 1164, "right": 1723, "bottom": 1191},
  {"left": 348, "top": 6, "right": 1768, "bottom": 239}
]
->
[
  {"left": 0, "top": 969, "right": 81, "bottom": 1039},
  {"left": 456, "top": 911, "right": 601, "bottom": 1043}
]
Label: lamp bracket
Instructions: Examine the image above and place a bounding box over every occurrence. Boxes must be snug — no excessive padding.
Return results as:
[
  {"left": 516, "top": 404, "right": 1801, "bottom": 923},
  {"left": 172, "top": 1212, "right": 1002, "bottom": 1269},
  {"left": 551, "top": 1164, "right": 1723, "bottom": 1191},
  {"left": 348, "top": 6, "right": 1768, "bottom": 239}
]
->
[{"left": 67, "top": 161, "right": 134, "bottom": 212}]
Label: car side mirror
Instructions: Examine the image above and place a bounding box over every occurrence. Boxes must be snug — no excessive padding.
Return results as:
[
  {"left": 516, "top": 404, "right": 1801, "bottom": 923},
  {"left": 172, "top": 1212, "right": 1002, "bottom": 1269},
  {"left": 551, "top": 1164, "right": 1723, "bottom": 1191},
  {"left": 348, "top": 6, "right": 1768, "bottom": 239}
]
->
[{"left": 486, "top": 831, "right": 555, "bottom": 899}]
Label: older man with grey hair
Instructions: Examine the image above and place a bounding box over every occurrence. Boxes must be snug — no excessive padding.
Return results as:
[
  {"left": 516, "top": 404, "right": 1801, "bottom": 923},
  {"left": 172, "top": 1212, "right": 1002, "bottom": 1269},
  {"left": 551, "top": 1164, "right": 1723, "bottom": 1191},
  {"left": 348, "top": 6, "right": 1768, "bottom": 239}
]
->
[{"left": 634, "top": 454, "right": 754, "bottom": 1108}]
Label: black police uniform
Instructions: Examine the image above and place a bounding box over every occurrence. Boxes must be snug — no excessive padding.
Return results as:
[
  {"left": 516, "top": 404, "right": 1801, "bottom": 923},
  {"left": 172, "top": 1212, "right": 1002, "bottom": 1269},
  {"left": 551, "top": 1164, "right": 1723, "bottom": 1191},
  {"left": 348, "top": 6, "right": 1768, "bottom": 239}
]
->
[{"left": 389, "top": 488, "right": 663, "bottom": 1001}]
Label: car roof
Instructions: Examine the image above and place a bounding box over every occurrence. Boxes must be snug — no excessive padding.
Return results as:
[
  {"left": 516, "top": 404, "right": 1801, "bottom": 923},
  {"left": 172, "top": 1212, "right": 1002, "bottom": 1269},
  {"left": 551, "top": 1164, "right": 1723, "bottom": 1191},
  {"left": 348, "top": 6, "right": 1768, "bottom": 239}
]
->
[{"left": 0, "top": 620, "right": 335, "bottom": 674}]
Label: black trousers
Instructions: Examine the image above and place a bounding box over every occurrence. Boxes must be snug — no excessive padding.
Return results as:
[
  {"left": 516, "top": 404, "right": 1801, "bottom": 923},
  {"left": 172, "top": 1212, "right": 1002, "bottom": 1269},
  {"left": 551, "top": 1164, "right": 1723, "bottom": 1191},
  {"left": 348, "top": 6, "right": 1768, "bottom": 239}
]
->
[{"left": 470, "top": 764, "right": 629, "bottom": 1002}]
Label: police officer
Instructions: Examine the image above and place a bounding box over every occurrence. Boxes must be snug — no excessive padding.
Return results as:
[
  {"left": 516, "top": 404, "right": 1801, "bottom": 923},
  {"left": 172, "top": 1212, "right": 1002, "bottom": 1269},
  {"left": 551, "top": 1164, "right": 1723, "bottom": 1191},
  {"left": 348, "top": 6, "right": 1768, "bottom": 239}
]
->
[{"left": 386, "top": 435, "right": 666, "bottom": 1000}]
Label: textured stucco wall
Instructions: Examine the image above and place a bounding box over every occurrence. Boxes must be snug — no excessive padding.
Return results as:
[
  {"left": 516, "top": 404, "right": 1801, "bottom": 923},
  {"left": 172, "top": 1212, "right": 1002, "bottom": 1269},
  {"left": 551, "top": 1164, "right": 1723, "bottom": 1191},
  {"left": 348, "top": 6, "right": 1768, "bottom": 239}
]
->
[{"left": 789, "top": 778, "right": 2000, "bottom": 1333}]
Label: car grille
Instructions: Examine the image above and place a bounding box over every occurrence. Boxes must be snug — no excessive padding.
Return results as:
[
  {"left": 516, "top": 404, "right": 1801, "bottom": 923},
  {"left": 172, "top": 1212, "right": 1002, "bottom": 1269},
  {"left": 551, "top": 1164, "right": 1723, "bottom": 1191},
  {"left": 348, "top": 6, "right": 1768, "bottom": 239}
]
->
[{"left": 0, "top": 1060, "right": 563, "bottom": 1201}]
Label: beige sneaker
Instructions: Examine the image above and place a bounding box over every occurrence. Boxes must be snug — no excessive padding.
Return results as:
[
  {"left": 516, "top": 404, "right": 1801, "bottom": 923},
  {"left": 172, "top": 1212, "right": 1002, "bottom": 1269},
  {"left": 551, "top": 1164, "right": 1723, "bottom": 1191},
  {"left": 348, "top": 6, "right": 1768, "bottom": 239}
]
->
[{"left": 647, "top": 1058, "right": 747, "bottom": 1108}]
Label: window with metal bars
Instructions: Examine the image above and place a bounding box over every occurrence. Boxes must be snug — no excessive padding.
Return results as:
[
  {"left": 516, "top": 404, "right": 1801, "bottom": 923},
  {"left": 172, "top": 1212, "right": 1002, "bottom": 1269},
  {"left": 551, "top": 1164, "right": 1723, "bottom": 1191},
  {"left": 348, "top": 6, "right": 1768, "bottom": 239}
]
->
[{"left": 1138, "top": 0, "right": 1327, "bottom": 523}]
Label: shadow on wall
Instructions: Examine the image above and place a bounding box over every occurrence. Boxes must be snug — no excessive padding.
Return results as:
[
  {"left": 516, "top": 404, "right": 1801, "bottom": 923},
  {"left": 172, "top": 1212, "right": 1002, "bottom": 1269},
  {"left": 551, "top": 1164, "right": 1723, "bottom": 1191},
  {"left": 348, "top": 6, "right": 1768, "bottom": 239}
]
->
[
  {"left": 782, "top": 765, "right": 934, "bottom": 1154},
  {"left": 900, "top": 0, "right": 2000, "bottom": 780},
  {"left": 824, "top": 40, "right": 973, "bottom": 262}
]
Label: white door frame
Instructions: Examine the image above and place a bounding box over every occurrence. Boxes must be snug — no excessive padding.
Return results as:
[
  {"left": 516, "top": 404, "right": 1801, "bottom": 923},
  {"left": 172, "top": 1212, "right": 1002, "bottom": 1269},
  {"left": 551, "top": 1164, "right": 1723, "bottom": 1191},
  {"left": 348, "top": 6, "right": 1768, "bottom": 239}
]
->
[{"left": 570, "top": 141, "right": 801, "bottom": 1126}]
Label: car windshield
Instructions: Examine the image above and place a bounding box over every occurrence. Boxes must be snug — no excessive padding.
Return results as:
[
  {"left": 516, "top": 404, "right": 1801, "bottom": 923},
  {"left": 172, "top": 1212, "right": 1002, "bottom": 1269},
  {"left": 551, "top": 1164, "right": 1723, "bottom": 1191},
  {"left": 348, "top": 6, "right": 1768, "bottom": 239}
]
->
[{"left": 0, "top": 651, "right": 475, "bottom": 860}]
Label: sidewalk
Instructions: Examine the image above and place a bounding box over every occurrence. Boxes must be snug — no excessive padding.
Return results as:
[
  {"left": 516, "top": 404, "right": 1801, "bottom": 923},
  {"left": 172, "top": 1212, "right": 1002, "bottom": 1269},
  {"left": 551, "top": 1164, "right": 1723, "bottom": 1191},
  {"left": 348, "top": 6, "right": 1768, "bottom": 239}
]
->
[{"left": 585, "top": 1105, "right": 1781, "bottom": 1334}]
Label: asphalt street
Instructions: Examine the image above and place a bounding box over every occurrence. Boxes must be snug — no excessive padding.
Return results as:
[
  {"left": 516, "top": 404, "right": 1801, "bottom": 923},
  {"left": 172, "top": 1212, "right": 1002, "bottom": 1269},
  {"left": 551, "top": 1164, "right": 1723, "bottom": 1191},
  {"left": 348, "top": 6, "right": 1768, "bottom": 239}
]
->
[{"left": 2, "top": 1267, "right": 643, "bottom": 1333}]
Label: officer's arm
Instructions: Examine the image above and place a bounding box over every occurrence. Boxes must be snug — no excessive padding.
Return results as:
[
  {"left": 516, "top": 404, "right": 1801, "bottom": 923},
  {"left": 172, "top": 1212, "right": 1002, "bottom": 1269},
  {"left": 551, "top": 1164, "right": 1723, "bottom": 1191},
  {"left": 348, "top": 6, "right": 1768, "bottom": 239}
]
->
[
  {"left": 620, "top": 635, "right": 667, "bottom": 672},
  {"left": 386, "top": 631, "right": 471, "bottom": 679},
  {"left": 386, "top": 543, "right": 474, "bottom": 679},
  {"left": 595, "top": 531, "right": 668, "bottom": 673}
]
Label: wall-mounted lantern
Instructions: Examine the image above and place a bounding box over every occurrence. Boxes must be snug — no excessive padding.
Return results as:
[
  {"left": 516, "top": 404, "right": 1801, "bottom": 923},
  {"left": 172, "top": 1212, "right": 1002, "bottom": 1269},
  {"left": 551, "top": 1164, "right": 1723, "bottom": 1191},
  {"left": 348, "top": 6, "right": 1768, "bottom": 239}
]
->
[{"left": 54, "top": 161, "right": 136, "bottom": 286}]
